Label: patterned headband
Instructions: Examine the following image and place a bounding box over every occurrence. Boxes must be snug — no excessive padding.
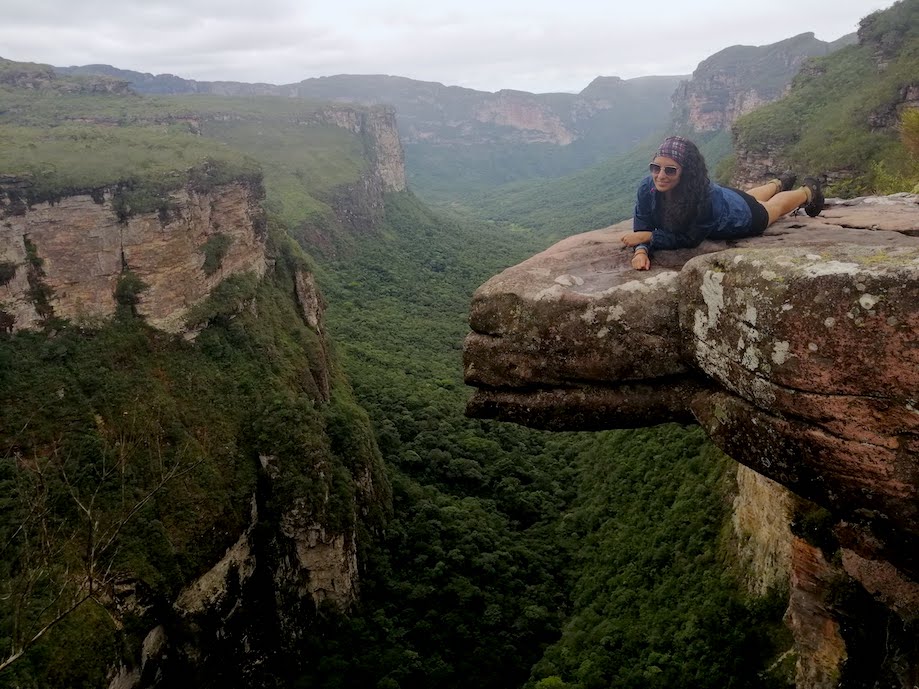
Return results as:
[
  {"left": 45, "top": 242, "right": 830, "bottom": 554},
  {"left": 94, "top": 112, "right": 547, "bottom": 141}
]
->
[{"left": 656, "top": 136, "right": 689, "bottom": 165}]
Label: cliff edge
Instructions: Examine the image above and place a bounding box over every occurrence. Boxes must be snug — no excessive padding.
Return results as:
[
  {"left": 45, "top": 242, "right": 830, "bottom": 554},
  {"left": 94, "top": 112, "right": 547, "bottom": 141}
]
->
[{"left": 464, "top": 194, "right": 919, "bottom": 686}]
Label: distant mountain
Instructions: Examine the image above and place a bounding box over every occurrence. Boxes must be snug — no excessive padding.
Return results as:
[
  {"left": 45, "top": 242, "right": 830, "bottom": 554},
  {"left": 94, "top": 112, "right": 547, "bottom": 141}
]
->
[
  {"left": 1, "top": 56, "right": 129, "bottom": 93},
  {"left": 55, "top": 28, "right": 855, "bottom": 202},
  {"left": 55, "top": 65, "right": 682, "bottom": 146},
  {"left": 671, "top": 31, "right": 856, "bottom": 132},
  {"left": 54, "top": 64, "right": 686, "bottom": 199}
]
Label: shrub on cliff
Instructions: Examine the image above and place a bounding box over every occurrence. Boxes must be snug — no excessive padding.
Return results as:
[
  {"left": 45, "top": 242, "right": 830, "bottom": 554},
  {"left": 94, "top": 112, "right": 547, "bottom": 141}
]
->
[
  {"left": 113, "top": 270, "right": 148, "bottom": 311},
  {"left": 201, "top": 233, "right": 234, "bottom": 276}
]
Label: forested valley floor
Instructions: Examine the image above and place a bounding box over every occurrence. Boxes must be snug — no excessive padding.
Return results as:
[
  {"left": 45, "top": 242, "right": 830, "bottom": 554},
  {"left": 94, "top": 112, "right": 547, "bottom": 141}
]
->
[{"left": 303, "top": 193, "right": 789, "bottom": 689}]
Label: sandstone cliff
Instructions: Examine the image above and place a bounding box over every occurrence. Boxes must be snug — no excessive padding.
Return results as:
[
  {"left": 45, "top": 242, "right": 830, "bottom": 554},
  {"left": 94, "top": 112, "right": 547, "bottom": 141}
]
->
[
  {"left": 0, "top": 177, "right": 267, "bottom": 333},
  {"left": 307, "top": 105, "right": 406, "bottom": 193},
  {"left": 464, "top": 194, "right": 919, "bottom": 687}
]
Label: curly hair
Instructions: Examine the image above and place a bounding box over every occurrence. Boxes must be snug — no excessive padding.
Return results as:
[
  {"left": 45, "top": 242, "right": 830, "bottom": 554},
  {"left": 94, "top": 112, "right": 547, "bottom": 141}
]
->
[{"left": 660, "top": 139, "right": 710, "bottom": 231}]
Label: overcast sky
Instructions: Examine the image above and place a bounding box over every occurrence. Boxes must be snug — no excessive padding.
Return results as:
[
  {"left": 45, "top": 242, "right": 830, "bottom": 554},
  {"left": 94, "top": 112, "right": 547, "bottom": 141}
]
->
[{"left": 1, "top": 0, "right": 894, "bottom": 93}]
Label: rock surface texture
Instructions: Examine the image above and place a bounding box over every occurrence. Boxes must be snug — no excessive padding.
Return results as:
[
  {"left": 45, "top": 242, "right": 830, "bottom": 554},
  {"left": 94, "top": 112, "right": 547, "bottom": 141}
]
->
[
  {"left": 464, "top": 193, "right": 919, "bottom": 687},
  {"left": 0, "top": 179, "right": 267, "bottom": 333}
]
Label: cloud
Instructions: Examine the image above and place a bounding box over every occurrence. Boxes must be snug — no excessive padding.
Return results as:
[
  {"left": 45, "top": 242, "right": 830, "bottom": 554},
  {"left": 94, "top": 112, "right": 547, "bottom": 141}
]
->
[{"left": 0, "top": 0, "right": 895, "bottom": 92}]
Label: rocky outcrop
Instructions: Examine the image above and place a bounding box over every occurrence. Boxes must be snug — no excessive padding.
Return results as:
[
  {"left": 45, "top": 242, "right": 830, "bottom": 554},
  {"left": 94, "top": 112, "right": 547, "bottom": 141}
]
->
[
  {"left": 0, "top": 178, "right": 267, "bottom": 333},
  {"left": 464, "top": 194, "right": 919, "bottom": 686},
  {"left": 732, "top": 466, "right": 796, "bottom": 596}
]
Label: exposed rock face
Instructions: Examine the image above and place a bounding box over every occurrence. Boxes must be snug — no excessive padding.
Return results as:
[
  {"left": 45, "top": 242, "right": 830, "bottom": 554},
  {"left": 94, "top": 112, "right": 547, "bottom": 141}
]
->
[
  {"left": 0, "top": 179, "right": 267, "bottom": 333},
  {"left": 310, "top": 106, "right": 406, "bottom": 193},
  {"left": 732, "top": 466, "right": 796, "bottom": 596},
  {"left": 786, "top": 538, "right": 848, "bottom": 688},
  {"left": 473, "top": 90, "right": 575, "bottom": 144},
  {"left": 671, "top": 32, "right": 853, "bottom": 132},
  {"left": 673, "top": 80, "right": 771, "bottom": 133},
  {"left": 294, "top": 269, "right": 331, "bottom": 400},
  {"left": 276, "top": 512, "right": 358, "bottom": 607},
  {"left": 174, "top": 498, "right": 258, "bottom": 616},
  {"left": 464, "top": 194, "right": 919, "bottom": 686}
]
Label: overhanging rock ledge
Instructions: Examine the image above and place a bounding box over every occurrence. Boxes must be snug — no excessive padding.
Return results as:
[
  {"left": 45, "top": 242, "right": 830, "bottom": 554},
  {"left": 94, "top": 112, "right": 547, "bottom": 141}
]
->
[{"left": 463, "top": 193, "right": 919, "bottom": 619}]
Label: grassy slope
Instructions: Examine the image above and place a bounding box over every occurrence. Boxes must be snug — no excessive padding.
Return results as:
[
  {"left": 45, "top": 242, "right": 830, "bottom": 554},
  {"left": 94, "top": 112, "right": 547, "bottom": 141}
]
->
[
  {"left": 732, "top": 0, "right": 919, "bottom": 195},
  {"left": 0, "top": 88, "right": 366, "bottom": 221}
]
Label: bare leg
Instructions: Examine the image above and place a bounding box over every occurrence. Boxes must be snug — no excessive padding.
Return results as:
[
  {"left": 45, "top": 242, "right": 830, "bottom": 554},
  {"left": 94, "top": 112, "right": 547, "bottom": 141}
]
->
[
  {"left": 747, "top": 180, "right": 781, "bottom": 202},
  {"left": 762, "top": 189, "right": 808, "bottom": 225}
]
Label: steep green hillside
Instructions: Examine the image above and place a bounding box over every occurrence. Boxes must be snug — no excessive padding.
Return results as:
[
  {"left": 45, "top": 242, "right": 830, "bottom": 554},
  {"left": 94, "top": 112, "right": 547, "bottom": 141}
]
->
[
  {"left": 732, "top": 0, "right": 919, "bottom": 194},
  {"left": 0, "top": 227, "right": 385, "bottom": 687},
  {"left": 0, "top": 66, "right": 382, "bottom": 685}
]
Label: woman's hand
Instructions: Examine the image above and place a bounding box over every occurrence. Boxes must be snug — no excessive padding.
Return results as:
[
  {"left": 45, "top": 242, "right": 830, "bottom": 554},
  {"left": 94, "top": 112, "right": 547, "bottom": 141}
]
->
[
  {"left": 631, "top": 250, "right": 651, "bottom": 271},
  {"left": 621, "top": 231, "right": 652, "bottom": 247}
]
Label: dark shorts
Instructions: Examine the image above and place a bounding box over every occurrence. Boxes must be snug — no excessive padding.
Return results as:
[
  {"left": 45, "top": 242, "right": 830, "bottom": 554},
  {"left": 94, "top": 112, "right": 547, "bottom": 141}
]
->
[{"left": 727, "top": 187, "right": 770, "bottom": 235}]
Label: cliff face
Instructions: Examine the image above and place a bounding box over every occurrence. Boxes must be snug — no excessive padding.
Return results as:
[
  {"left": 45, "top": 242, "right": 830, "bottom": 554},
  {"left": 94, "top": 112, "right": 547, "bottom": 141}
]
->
[
  {"left": 671, "top": 32, "right": 853, "bottom": 132},
  {"left": 463, "top": 195, "right": 919, "bottom": 687},
  {"left": 472, "top": 90, "right": 575, "bottom": 144},
  {"left": 309, "top": 105, "right": 406, "bottom": 193},
  {"left": 0, "top": 178, "right": 267, "bottom": 333},
  {"left": 0, "top": 169, "right": 383, "bottom": 684}
]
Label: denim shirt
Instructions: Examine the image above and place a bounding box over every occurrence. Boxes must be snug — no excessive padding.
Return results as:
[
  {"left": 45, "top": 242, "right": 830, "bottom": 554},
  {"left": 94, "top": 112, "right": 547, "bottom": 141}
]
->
[{"left": 631, "top": 176, "right": 753, "bottom": 253}]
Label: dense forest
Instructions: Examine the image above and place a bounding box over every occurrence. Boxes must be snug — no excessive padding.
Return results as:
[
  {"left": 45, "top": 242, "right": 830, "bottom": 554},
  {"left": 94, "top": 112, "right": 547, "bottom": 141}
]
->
[{"left": 294, "top": 193, "right": 791, "bottom": 688}]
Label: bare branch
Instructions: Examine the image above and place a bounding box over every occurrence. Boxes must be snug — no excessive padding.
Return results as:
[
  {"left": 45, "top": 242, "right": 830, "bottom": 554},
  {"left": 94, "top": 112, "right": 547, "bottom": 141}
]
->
[
  {"left": 0, "top": 590, "right": 91, "bottom": 675},
  {"left": 97, "top": 455, "right": 205, "bottom": 557}
]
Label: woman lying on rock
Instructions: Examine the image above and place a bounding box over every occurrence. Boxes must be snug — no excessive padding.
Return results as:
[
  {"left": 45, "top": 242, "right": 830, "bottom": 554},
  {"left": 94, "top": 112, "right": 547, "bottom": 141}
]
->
[{"left": 623, "top": 135, "right": 824, "bottom": 270}]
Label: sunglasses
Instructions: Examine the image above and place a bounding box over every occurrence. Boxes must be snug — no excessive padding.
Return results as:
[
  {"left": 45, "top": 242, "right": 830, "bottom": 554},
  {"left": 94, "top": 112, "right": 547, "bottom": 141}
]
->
[{"left": 649, "top": 163, "right": 681, "bottom": 176}]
